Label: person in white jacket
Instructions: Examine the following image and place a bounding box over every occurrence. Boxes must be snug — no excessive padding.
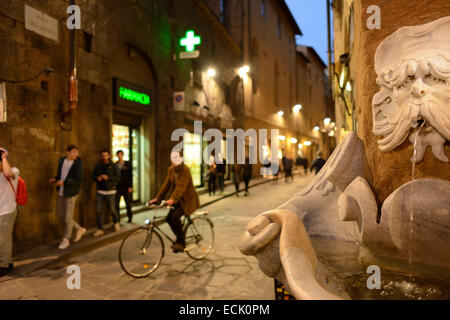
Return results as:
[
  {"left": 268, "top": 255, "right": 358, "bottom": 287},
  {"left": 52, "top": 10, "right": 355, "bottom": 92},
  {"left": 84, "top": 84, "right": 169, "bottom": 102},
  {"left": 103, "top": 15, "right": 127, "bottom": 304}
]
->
[{"left": 0, "top": 147, "right": 19, "bottom": 277}]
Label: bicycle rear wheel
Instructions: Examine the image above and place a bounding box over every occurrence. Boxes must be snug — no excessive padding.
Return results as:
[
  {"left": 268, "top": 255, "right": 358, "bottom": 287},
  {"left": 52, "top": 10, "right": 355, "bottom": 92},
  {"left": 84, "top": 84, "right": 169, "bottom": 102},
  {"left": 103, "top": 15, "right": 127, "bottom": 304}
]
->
[
  {"left": 119, "top": 227, "right": 164, "bottom": 278},
  {"left": 184, "top": 217, "right": 214, "bottom": 260}
]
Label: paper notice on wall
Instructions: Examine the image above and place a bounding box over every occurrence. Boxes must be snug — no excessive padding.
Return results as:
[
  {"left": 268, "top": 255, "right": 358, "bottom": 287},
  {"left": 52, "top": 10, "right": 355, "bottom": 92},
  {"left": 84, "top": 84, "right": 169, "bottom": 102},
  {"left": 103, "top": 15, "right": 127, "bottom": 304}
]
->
[
  {"left": 173, "top": 92, "right": 185, "bottom": 111},
  {"left": 25, "top": 5, "right": 59, "bottom": 42},
  {"left": 0, "top": 82, "right": 6, "bottom": 122}
]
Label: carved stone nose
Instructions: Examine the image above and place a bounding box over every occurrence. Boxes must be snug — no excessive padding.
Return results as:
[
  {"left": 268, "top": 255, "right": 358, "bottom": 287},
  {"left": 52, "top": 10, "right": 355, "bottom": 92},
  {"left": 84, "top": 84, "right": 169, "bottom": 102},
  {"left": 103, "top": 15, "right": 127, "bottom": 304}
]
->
[{"left": 411, "top": 78, "right": 426, "bottom": 97}]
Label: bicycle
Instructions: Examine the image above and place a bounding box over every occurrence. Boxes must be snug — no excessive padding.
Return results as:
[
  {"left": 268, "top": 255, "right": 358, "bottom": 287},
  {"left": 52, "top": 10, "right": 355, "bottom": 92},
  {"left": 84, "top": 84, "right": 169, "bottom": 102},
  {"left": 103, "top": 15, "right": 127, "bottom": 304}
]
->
[{"left": 118, "top": 200, "right": 215, "bottom": 278}]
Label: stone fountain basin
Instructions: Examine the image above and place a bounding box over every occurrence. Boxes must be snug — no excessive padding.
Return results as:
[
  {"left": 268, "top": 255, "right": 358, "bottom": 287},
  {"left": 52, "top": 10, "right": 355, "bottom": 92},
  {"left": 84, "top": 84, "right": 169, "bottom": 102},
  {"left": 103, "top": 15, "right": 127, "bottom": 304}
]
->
[{"left": 239, "top": 133, "right": 450, "bottom": 300}]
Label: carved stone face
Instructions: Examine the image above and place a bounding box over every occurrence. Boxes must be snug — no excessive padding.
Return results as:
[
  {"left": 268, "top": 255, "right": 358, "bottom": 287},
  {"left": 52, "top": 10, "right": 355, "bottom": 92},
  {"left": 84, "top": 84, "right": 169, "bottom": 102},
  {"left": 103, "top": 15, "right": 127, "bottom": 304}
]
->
[{"left": 372, "top": 17, "right": 450, "bottom": 163}]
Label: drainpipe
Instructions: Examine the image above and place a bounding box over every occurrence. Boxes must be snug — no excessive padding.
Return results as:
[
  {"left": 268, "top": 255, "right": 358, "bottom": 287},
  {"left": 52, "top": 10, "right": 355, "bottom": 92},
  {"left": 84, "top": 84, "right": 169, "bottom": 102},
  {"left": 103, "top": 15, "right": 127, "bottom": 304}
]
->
[
  {"left": 326, "top": 0, "right": 332, "bottom": 88},
  {"left": 62, "top": 0, "right": 78, "bottom": 128}
]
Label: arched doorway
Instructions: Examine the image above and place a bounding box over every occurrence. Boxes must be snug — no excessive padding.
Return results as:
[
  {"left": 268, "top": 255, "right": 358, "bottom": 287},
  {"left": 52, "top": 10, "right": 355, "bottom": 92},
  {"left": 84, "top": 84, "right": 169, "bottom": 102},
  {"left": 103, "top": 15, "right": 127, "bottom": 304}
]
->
[{"left": 109, "top": 45, "right": 157, "bottom": 207}]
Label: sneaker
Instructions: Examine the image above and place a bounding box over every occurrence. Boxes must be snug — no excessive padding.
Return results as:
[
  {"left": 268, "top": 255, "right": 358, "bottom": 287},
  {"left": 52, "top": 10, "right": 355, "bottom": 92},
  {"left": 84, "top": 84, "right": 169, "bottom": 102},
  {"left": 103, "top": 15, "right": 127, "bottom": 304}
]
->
[
  {"left": 93, "top": 229, "right": 104, "bottom": 237},
  {"left": 114, "top": 223, "right": 120, "bottom": 232},
  {"left": 58, "top": 238, "right": 70, "bottom": 250},
  {"left": 73, "top": 227, "right": 87, "bottom": 243}
]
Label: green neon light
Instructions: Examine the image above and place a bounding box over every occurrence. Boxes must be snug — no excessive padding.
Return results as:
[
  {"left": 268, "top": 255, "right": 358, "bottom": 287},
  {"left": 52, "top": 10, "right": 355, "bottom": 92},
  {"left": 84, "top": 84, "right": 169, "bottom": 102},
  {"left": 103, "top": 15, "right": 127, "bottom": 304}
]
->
[
  {"left": 119, "top": 87, "right": 150, "bottom": 106},
  {"left": 180, "top": 30, "right": 201, "bottom": 52}
]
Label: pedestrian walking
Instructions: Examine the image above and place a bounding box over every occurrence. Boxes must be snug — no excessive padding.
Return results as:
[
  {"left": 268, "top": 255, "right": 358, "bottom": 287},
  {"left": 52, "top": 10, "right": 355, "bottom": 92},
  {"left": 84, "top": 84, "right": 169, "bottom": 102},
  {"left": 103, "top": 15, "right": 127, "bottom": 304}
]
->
[
  {"left": 92, "top": 149, "right": 121, "bottom": 237},
  {"left": 50, "top": 145, "right": 86, "bottom": 250},
  {"left": 207, "top": 158, "right": 217, "bottom": 196},
  {"left": 310, "top": 151, "right": 326, "bottom": 175},
  {"left": 148, "top": 150, "right": 200, "bottom": 253},
  {"left": 0, "top": 148, "right": 19, "bottom": 277},
  {"left": 282, "top": 155, "right": 293, "bottom": 181},
  {"left": 115, "top": 150, "right": 133, "bottom": 223},
  {"left": 243, "top": 157, "right": 252, "bottom": 196},
  {"left": 216, "top": 153, "right": 226, "bottom": 194},
  {"left": 232, "top": 164, "right": 242, "bottom": 196}
]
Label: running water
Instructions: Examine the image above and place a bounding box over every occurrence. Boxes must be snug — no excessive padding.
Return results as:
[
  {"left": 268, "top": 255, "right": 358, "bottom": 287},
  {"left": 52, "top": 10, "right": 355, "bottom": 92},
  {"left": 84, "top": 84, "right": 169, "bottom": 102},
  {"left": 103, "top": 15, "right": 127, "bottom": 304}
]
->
[{"left": 408, "top": 120, "right": 426, "bottom": 279}]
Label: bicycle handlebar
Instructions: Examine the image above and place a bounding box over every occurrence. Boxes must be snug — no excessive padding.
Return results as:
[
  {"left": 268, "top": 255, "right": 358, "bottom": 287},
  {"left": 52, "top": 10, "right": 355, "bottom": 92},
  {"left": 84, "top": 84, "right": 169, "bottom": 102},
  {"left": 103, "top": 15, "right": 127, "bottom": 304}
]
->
[{"left": 145, "top": 200, "right": 174, "bottom": 210}]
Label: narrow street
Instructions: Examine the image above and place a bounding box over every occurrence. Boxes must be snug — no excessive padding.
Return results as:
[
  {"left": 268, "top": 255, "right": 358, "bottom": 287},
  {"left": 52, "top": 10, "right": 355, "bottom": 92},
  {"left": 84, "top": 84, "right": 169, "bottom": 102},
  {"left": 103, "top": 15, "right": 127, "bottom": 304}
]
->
[{"left": 0, "top": 174, "right": 313, "bottom": 300}]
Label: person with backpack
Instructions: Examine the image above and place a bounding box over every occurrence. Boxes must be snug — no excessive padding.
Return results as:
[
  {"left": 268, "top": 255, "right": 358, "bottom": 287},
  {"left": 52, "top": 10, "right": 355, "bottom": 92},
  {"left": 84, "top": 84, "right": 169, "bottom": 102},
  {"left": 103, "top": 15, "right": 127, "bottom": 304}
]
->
[
  {"left": 50, "top": 145, "right": 86, "bottom": 250},
  {"left": 0, "top": 148, "right": 20, "bottom": 277}
]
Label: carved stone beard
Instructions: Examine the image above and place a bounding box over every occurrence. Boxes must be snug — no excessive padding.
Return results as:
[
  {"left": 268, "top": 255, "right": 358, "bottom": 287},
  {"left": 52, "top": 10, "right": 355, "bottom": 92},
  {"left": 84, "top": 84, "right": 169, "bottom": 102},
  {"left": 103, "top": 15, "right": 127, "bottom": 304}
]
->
[{"left": 373, "top": 89, "right": 449, "bottom": 163}]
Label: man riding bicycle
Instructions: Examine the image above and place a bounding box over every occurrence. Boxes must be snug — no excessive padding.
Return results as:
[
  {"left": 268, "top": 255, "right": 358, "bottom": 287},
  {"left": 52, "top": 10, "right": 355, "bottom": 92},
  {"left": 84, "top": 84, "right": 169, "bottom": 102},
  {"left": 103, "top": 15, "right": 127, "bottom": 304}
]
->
[{"left": 148, "top": 150, "right": 200, "bottom": 253}]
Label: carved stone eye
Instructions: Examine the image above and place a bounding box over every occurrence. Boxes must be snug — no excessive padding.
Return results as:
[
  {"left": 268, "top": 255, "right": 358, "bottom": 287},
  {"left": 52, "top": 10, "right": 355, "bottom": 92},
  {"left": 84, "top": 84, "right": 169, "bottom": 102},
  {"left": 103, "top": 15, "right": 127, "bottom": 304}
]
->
[
  {"left": 398, "top": 76, "right": 415, "bottom": 89},
  {"left": 424, "top": 74, "right": 447, "bottom": 85}
]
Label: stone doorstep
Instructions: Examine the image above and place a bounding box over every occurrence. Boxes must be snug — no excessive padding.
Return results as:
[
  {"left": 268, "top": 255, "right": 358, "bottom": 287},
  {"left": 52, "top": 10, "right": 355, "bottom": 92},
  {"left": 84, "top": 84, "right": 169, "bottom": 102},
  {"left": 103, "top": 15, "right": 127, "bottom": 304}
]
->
[{"left": 6, "top": 171, "right": 304, "bottom": 280}]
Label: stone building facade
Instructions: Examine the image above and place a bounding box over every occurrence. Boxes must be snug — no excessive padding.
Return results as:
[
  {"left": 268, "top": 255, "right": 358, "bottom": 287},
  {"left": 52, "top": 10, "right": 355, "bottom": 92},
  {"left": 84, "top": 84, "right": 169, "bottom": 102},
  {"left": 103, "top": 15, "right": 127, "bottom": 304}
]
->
[
  {"left": 332, "top": 0, "right": 450, "bottom": 205},
  {"left": 0, "top": 0, "right": 241, "bottom": 253}
]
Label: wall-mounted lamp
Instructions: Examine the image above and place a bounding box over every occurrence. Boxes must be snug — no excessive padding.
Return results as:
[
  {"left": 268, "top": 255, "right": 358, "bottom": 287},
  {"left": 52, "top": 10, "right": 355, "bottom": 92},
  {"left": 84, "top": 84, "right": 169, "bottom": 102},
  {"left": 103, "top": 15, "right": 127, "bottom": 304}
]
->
[
  {"left": 298, "top": 143, "right": 303, "bottom": 149},
  {"left": 238, "top": 65, "right": 250, "bottom": 78},
  {"left": 304, "top": 141, "right": 312, "bottom": 146},
  {"left": 278, "top": 135, "right": 286, "bottom": 141},
  {"left": 293, "top": 104, "right": 302, "bottom": 113},
  {"left": 313, "top": 126, "right": 320, "bottom": 131},
  {"left": 290, "top": 137, "right": 298, "bottom": 144},
  {"left": 207, "top": 68, "right": 216, "bottom": 78},
  {"left": 277, "top": 110, "right": 284, "bottom": 117}
]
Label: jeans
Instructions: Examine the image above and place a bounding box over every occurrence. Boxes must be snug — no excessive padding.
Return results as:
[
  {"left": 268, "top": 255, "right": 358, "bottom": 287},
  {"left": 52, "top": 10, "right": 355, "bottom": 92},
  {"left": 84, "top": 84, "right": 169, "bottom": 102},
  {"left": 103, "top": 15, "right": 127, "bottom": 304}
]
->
[
  {"left": 0, "top": 208, "right": 17, "bottom": 268},
  {"left": 115, "top": 189, "right": 133, "bottom": 222},
  {"left": 96, "top": 193, "right": 119, "bottom": 230},
  {"left": 165, "top": 204, "right": 185, "bottom": 245},
  {"left": 244, "top": 178, "right": 250, "bottom": 193},
  {"left": 56, "top": 195, "right": 80, "bottom": 239},
  {"left": 218, "top": 174, "right": 225, "bottom": 192},
  {"left": 208, "top": 175, "right": 216, "bottom": 195}
]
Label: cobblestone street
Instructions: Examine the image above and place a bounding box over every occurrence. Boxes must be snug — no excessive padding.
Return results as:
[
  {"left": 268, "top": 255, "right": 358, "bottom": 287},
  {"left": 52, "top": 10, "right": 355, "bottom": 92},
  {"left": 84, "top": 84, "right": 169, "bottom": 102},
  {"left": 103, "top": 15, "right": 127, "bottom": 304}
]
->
[{"left": 0, "top": 174, "right": 313, "bottom": 300}]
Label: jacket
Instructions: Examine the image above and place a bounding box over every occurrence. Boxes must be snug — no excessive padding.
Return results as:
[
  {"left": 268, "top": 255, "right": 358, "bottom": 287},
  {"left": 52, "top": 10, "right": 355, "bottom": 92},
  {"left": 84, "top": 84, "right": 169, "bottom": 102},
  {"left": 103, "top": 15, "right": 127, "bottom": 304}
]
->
[
  {"left": 116, "top": 161, "right": 133, "bottom": 190},
  {"left": 92, "top": 161, "right": 121, "bottom": 191},
  {"left": 156, "top": 163, "right": 200, "bottom": 216},
  {"left": 55, "top": 157, "right": 82, "bottom": 198}
]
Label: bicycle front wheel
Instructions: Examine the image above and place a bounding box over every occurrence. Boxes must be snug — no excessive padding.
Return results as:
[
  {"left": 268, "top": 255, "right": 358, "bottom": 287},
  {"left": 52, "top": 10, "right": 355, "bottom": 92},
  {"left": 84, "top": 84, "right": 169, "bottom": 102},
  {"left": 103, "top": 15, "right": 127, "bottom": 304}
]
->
[
  {"left": 119, "top": 227, "right": 164, "bottom": 278},
  {"left": 184, "top": 217, "right": 214, "bottom": 260}
]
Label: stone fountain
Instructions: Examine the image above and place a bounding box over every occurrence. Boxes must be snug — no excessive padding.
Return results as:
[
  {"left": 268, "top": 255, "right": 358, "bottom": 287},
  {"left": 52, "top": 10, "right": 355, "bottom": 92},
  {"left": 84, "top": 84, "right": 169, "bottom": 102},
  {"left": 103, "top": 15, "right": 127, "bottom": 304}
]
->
[{"left": 239, "top": 16, "right": 450, "bottom": 300}]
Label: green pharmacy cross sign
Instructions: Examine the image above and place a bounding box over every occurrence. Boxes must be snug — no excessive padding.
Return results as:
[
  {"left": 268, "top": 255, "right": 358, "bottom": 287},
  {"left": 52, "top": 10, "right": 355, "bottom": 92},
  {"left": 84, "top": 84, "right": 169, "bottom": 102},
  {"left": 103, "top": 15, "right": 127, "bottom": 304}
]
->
[{"left": 180, "top": 30, "right": 201, "bottom": 52}]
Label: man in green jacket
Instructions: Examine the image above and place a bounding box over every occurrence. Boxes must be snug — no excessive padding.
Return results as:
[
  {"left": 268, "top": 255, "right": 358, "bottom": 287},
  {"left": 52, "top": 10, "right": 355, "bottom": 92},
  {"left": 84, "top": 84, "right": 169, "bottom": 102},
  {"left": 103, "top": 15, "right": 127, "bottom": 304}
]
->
[
  {"left": 149, "top": 150, "right": 200, "bottom": 253},
  {"left": 92, "top": 149, "right": 121, "bottom": 237}
]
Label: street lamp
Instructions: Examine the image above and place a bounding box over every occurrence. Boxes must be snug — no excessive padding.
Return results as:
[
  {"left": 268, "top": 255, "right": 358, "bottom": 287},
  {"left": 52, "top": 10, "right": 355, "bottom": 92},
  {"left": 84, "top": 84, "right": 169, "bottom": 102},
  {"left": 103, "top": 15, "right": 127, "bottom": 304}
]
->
[
  {"left": 324, "top": 117, "right": 331, "bottom": 126},
  {"left": 293, "top": 104, "right": 302, "bottom": 114}
]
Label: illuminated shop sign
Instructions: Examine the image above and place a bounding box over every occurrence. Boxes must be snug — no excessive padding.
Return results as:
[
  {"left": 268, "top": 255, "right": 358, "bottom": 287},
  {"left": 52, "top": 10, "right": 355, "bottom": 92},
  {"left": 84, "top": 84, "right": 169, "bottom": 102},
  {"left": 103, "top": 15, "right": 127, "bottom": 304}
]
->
[{"left": 113, "top": 78, "right": 152, "bottom": 110}]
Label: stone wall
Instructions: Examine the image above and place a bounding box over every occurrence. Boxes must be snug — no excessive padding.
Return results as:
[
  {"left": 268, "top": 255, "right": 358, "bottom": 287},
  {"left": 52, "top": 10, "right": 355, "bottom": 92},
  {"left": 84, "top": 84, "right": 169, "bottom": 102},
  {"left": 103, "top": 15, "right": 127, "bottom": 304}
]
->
[{"left": 0, "top": 0, "right": 241, "bottom": 253}]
